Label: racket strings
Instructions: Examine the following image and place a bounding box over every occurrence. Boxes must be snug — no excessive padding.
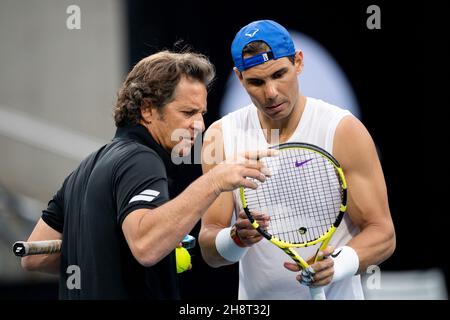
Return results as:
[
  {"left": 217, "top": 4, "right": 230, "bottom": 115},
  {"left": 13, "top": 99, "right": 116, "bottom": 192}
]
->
[{"left": 244, "top": 148, "right": 342, "bottom": 244}]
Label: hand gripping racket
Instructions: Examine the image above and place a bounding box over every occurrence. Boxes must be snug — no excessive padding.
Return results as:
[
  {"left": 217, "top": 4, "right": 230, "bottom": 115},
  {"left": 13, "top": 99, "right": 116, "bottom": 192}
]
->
[{"left": 239, "top": 142, "right": 347, "bottom": 300}]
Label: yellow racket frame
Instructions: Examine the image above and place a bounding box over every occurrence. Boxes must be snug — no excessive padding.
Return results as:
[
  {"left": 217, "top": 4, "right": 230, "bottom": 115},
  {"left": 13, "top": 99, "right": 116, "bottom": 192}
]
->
[{"left": 239, "top": 143, "right": 347, "bottom": 269}]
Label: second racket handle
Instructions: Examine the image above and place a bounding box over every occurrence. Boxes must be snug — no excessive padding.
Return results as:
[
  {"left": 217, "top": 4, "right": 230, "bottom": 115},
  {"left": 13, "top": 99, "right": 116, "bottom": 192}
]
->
[
  {"left": 12, "top": 240, "right": 62, "bottom": 257},
  {"left": 310, "top": 286, "right": 326, "bottom": 300}
]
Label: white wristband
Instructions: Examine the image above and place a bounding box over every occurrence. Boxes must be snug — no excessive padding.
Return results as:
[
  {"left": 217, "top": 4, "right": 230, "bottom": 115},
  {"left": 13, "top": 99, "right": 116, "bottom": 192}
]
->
[
  {"left": 330, "top": 246, "right": 360, "bottom": 283},
  {"left": 215, "top": 227, "right": 249, "bottom": 262}
]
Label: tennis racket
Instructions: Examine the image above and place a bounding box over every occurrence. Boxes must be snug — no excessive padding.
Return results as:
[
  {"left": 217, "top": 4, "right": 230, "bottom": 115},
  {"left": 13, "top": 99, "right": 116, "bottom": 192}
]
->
[
  {"left": 239, "top": 142, "right": 347, "bottom": 300},
  {"left": 13, "top": 236, "right": 196, "bottom": 257},
  {"left": 12, "top": 240, "right": 62, "bottom": 257}
]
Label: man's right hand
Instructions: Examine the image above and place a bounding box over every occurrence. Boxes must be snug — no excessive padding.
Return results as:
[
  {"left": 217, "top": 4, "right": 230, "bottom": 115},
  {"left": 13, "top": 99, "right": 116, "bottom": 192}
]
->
[
  {"left": 232, "top": 210, "right": 269, "bottom": 246},
  {"left": 208, "top": 149, "right": 278, "bottom": 193}
]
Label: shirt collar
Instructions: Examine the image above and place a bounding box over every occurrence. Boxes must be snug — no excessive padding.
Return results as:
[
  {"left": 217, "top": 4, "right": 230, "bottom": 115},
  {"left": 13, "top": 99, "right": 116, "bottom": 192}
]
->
[{"left": 113, "top": 124, "right": 176, "bottom": 175}]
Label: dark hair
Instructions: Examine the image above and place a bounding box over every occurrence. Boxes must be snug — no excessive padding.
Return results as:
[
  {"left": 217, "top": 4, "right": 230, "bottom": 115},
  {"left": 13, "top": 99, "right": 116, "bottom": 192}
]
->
[
  {"left": 242, "top": 41, "right": 295, "bottom": 64},
  {"left": 113, "top": 50, "right": 215, "bottom": 127}
]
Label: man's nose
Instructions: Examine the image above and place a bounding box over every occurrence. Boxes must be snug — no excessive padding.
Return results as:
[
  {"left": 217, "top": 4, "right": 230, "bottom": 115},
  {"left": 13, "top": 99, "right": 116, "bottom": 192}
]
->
[
  {"left": 264, "top": 81, "right": 278, "bottom": 100},
  {"left": 192, "top": 116, "right": 205, "bottom": 132}
]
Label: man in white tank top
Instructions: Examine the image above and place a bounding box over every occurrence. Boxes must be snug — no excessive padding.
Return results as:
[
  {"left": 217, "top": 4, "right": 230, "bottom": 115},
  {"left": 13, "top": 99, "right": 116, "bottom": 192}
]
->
[{"left": 199, "top": 20, "right": 396, "bottom": 300}]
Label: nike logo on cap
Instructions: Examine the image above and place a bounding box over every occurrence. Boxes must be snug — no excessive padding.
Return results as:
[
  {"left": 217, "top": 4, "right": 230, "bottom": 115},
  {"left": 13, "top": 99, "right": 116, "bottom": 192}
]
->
[{"left": 245, "top": 29, "right": 259, "bottom": 37}]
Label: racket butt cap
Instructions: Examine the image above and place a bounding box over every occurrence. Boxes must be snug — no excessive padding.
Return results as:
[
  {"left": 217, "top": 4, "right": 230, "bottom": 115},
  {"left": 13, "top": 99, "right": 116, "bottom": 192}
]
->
[{"left": 12, "top": 242, "right": 26, "bottom": 257}]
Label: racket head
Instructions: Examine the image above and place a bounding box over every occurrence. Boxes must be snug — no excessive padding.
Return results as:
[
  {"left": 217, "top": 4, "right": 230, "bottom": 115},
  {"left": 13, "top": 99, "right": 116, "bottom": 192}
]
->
[{"left": 240, "top": 142, "right": 347, "bottom": 248}]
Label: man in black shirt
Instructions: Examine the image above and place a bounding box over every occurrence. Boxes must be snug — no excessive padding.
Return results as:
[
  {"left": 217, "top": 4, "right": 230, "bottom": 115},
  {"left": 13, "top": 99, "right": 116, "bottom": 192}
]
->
[{"left": 21, "top": 50, "right": 275, "bottom": 299}]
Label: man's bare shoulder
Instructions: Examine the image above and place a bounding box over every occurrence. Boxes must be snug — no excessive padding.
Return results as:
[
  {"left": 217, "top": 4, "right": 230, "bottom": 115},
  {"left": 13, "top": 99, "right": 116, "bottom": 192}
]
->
[
  {"left": 205, "top": 119, "right": 223, "bottom": 134},
  {"left": 335, "top": 115, "right": 373, "bottom": 144},
  {"left": 334, "top": 115, "right": 378, "bottom": 171}
]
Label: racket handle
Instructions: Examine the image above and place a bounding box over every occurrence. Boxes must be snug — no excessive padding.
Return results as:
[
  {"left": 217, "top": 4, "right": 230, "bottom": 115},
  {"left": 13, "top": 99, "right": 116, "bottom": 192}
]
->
[
  {"left": 310, "top": 286, "right": 326, "bottom": 300},
  {"left": 12, "top": 240, "right": 62, "bottom": 257}
]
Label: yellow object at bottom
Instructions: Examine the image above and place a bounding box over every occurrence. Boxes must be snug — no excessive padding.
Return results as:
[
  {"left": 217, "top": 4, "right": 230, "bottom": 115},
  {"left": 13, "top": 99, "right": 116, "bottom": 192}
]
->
[{"left": 176, "top": 247, "right": 191, "bottom": 274}]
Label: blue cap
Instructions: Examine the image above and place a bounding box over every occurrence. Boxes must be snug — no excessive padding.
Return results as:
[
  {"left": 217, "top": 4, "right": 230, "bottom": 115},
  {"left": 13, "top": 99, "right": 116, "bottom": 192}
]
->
[{"left": 231, "top": 20, "right": 296, "bottom": 71}]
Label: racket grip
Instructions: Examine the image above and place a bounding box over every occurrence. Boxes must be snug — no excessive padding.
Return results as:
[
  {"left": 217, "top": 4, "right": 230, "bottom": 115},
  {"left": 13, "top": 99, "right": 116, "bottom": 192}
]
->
[
  {"left": 310, "top": 286, "right": 326, "bottom": 300},
  {"left": 12, "top": 240, "right": 62, "bottom": 257}
]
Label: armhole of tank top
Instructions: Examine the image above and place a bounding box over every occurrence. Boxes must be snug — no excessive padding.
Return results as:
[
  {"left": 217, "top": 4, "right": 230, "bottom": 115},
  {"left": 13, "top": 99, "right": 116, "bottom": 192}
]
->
[{"left": 327, "top": 111, "right": 352, "bottom": 154}]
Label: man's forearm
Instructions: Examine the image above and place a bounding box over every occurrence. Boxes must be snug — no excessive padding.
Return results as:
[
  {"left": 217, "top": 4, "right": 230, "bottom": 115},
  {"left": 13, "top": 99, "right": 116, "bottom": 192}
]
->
[
  {"left": 199, "top": 226, "right": 237, "bottom": 268},
  {"left": 21, "top": 253, "right": 60, "bottom": 275},
  {"left": 133, "top": 173, "right": 221, "bottom": 265},
  {"left": 347, "top": 224, "right": 396, "bottom": 273}
]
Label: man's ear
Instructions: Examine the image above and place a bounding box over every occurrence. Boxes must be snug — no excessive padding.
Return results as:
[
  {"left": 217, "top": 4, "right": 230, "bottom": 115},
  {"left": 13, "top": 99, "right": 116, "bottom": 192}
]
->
[
  {"left": 233, "top": 67, "right": 244, "bottom": 84},
  {"left": 294, "top": 51, "right": 304, "bottom": 75},
  {"left": 140, "top": 98, "right": 153, "bottom": 124}
]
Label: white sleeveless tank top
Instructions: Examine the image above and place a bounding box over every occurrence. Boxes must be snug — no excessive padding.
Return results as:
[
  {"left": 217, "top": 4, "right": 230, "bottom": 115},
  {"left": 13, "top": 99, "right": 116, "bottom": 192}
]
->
[{"left": 221, "top": 97, "right": 364, "bottom": 300}]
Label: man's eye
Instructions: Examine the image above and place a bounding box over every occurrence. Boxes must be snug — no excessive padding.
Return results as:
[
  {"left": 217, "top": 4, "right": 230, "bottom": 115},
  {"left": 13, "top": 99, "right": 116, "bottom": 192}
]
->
[
  {"left": 248, "top": 80, "right": 263, "bottom": 86},
  {"left": 273, "top": 71, "right": 285, "bottom": 79}
]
